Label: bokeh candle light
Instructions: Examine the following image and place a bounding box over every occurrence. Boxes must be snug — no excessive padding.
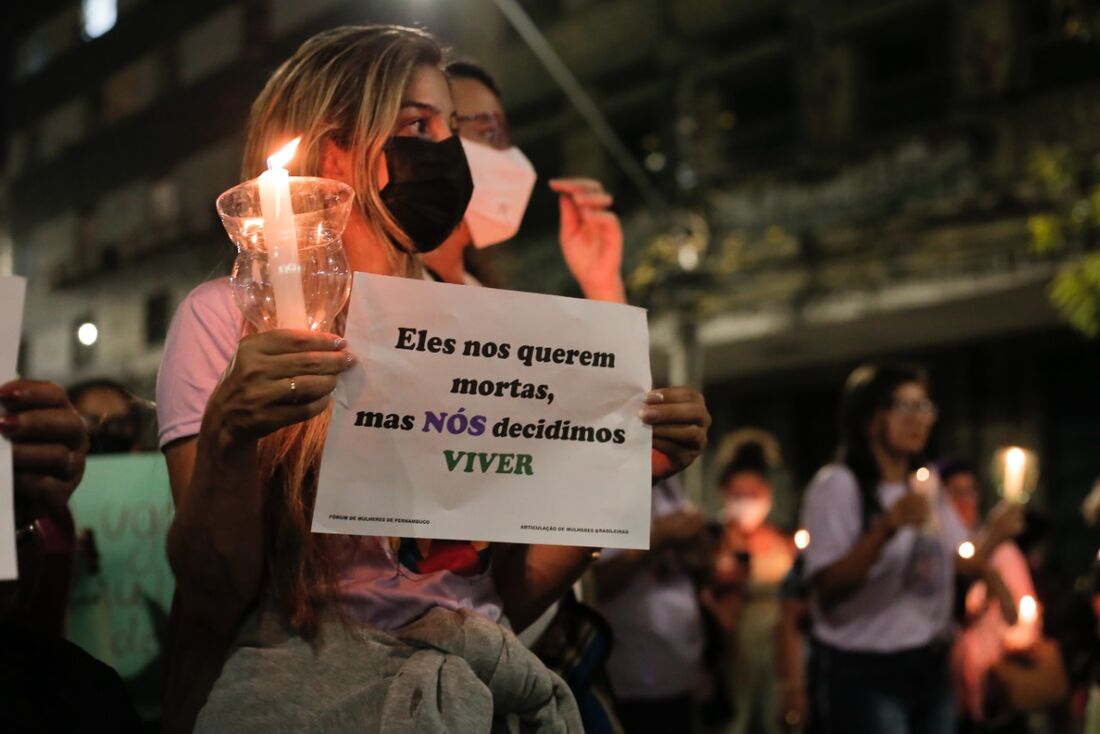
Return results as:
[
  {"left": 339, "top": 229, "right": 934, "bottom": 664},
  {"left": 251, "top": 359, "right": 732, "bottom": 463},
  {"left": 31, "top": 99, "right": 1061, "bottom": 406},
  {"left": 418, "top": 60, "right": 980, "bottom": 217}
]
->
[
  {"left": 1004, "top": 593, "right": 1041, "bottom": 650},
  {"left": 1004, "top": 447, "right": 1026, "bottom": 503}
]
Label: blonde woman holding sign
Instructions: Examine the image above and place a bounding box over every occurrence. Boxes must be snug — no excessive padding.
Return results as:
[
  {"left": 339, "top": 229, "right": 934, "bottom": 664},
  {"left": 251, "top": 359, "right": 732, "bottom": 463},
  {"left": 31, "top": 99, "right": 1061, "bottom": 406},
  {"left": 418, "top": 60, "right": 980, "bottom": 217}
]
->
[{"left": 157, "top": 25, "right": 709, "bottom": 732}]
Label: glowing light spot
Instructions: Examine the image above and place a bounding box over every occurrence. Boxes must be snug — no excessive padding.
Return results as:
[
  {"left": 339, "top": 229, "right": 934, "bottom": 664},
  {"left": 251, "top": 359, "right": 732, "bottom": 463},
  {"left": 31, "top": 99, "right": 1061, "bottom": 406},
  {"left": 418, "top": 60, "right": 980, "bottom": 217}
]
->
[
  {"left": 794, "top": 529, "right": 810, "bottom": 550},
  {"left": 76, "top": 322, "right": 98, "bottom": 346},
  {"left": 82, "top": 0, "right": 117, "bottom": 40},
  {"left": 1018, "top": 594, "right": 1038, "bottom": 623},
  {"left": 957, "top": 541, "right": 975, "bottom": 559}
]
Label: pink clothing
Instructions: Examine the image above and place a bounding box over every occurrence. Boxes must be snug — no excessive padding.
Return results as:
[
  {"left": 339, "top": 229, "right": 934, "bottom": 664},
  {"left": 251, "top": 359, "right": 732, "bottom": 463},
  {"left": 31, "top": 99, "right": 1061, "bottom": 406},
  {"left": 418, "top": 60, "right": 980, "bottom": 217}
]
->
[
  {"left": 155, "top": 278, "right": 503, "bottom": 630},
  {"left": 952, "top": 541, "right": 1035, "bottom": 720}
]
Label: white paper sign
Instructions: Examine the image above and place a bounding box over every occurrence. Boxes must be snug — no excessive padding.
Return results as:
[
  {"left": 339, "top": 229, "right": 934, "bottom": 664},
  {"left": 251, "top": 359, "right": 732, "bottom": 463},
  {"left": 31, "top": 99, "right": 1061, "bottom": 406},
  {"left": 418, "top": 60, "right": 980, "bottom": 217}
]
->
[
  {"left": 0, "top": 276, "right": 27, "bottom": 579},
  {"left": 313, "top": 273, "right": 653, "bottom": 549}
]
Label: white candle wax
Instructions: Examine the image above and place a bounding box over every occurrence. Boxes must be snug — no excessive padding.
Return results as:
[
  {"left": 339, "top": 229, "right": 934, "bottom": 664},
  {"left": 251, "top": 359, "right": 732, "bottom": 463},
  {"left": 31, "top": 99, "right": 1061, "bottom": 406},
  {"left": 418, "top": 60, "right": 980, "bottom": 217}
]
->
[{"left": 258, "top": 139, "right": 308, "bottom": 330}]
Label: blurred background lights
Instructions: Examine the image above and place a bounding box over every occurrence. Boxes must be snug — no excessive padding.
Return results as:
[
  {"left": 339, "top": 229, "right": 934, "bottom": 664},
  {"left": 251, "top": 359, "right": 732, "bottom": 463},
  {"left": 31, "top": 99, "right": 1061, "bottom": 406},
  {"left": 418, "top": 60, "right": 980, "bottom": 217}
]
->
[
  {"left": 77, "top": 322, "right": 99, "bottom": 347},
  {"left": 81, "top": 0, "right": 117, "bottom": 40}
]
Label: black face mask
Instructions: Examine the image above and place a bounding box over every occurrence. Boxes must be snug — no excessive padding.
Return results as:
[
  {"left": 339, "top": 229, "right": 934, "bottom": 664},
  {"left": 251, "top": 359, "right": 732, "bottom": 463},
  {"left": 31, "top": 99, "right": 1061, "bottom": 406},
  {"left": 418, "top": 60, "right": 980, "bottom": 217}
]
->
[{"left": 380, "top": 136, "right": 474, "bottom": 253}]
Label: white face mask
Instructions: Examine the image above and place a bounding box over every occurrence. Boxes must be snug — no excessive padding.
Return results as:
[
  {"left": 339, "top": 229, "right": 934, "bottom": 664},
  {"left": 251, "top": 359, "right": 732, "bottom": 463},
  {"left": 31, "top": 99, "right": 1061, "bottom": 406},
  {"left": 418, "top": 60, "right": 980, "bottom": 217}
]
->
[
  {"left": 723, "top": 497, "right": 772, "bottom": 532},
  {"left": 460, "top": 137, "right": 537, "bottom": 248}
]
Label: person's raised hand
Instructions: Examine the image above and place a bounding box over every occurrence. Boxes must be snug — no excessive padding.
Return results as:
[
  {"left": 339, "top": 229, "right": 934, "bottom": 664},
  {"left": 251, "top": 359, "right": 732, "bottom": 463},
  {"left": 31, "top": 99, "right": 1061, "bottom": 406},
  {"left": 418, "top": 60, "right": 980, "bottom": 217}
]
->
[
  {"left": 642, "top": 387, "right": 711, "bottom": 481},
  {"left": 0, "top": 379, "right": 88, "bottom": 522},
  {"left": 550, "top": 178, "right": 625, "bottom": 303},
  {"left": 206, "top": 330, "right": 354, "bottom": 443}
]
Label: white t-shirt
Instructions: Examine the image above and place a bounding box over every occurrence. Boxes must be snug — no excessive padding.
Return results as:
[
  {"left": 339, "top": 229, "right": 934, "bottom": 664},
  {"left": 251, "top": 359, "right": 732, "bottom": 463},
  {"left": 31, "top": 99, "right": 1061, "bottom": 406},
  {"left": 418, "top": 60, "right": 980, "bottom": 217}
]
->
[
  {"left": 800, "top": 463, "right": 968, "bottom": 653},
  {"left": 595, "top": 479, "right": 705, "bottom": 699}
]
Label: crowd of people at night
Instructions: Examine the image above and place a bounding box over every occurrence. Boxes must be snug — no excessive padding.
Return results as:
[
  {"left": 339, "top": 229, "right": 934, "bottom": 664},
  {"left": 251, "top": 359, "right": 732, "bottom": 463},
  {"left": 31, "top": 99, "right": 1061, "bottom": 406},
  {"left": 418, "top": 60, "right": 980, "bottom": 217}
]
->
[{"left": 1, "top": 21, "right": 1098, "bottom": 734}]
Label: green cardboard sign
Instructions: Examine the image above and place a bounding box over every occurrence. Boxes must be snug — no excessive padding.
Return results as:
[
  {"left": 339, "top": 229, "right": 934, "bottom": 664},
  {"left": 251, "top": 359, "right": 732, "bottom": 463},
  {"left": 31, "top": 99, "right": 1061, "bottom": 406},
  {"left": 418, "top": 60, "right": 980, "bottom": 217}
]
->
[{"left": 66, "top": 452, "right": 174, "bottom": 712}]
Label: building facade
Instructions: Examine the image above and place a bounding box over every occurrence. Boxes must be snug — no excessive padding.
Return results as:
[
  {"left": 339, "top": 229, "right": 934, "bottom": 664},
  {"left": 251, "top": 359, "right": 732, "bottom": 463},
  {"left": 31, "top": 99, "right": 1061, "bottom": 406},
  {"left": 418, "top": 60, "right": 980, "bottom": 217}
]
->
[{"left": 4, "top": 1, "right": 1098, "bottom": 565}]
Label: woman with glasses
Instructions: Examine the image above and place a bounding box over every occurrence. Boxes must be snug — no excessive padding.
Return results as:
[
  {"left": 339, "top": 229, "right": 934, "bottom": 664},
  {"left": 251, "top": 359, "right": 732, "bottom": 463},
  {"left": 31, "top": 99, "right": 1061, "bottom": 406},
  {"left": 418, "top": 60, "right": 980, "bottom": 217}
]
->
[
  {"left": 798, "top": 364, "right": 983, "bottom": 734},
  {"left": 421, "top": 60, "right": 626, "bottom": 303}
]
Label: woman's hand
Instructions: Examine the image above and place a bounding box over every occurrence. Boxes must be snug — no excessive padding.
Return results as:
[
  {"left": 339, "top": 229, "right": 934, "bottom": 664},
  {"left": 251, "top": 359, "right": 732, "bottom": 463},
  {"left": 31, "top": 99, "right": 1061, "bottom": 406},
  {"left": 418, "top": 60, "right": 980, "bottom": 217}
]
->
[
  {"left": 0, "top": 380, "right": 88, "bottom": 522},
  {"left": 206, "top": 330, "right": 353, "bottom": 443},
  {"left": 642, "top": 387, "right": 711, "bottom": 481},
  {"left": 551, "top": 178, "right": 626, "bottom": 304},
  {"left": 882, "top": 491, "right": 930, "bottom": 534}
]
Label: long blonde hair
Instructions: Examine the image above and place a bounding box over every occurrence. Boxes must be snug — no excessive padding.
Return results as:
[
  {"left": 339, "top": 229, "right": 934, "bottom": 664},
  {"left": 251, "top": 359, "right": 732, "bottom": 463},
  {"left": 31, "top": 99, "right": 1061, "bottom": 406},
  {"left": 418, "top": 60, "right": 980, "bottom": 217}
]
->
[{"left": 242, "top": 25, "right": 443, "bottom": 637}]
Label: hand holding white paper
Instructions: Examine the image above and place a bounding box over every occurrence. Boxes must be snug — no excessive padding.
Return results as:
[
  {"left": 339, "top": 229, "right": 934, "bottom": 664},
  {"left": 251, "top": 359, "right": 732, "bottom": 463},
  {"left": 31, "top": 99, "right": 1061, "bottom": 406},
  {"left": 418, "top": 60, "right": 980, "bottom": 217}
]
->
[
  {"left": 313, "top": 273, "right": 653, "bottom": 549},
  {"left": 0, "top": 276, "right": 26, "bottom": 579}
]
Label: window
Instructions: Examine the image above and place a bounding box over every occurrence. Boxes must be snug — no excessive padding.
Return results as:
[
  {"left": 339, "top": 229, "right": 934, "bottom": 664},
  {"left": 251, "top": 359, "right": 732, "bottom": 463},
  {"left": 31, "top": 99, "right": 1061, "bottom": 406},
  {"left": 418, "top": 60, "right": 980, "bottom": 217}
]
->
[
  {"left": 144, "top": 291, "right": 170, "bottom": 346},
  {"left": 82, "top": 0, "right": 117, "bottom": 40},
  {"left": 102, "top": 54, "right": 161, "bottom": 123},
  {"left": 72, "top": 315, "right": 98, "bottom": 370}
]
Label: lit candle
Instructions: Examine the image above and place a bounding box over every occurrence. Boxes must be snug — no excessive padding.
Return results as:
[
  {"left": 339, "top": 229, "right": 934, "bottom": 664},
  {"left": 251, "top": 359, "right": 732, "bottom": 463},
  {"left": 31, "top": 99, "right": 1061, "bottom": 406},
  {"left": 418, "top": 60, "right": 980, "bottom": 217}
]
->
[
  {"left": 911, "top": 466, "right": 940, "bottom": 534},
  {"left": 1005, "top": 593, "right": 1041, "bottom": 650},
  {"left": 258, "top": 137, "right": 308, "bottom": 330},
  {"left": 1003, "top": 447, "right": 1026, "bottom": 503}
]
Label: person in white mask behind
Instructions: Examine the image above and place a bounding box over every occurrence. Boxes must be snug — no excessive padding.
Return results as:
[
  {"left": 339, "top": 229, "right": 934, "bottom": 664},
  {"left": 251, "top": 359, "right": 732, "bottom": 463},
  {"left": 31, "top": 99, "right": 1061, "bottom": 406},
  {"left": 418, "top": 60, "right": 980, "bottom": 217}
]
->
[
  {"left": 422, "top": 60, "right": 625, "bottom": 303},
  {"left": 703, "top": 430, "right": 794, "bottom": 734}
]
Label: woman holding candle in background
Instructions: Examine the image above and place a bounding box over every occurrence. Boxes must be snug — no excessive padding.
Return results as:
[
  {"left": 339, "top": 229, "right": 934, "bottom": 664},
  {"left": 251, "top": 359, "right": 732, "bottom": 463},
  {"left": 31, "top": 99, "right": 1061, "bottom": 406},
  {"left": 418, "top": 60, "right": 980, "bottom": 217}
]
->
[
  {"left": 939, "top": 457, "right": 1038, "bottom": 733},
  {"left": 155, "top": 25, "right": 710, "bottom": 732},
  {"left": 798, "top": 364, "right": 1020, "bottom": 734},
  {"left": 702, "top": 429, "right": 793, "bottom": 734}
]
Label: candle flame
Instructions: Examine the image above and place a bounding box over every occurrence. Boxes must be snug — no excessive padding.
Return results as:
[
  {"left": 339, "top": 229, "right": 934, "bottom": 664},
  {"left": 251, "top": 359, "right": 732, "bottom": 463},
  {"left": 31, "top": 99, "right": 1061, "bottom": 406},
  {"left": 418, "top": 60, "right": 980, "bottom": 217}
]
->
[
  {"left": 958, "top": 541, "right": 975, "bottom": 559},
  {"left": 1006, "top": 447, "right": 1026, "bottom": 471},
  {"left": 794, "top": 529, "right": 811, "bottom": 550},
  {"left": 1019, "top": 594, "right": 1038, "bottom": 622},
  {"left": 267, "top": 137, "right": 301, "bottom": 171}
]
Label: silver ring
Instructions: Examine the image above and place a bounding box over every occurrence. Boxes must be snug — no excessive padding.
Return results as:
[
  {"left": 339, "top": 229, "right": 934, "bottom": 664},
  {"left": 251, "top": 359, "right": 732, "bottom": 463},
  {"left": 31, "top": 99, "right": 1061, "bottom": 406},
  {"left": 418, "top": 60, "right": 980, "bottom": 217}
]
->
[{"left": 289, "top": 379, "right": 297, "bottom": 401}]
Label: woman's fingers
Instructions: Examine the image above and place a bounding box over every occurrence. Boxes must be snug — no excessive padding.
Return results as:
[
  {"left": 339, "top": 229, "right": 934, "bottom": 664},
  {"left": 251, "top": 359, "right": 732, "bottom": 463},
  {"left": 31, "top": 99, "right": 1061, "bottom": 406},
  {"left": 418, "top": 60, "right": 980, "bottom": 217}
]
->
[
  {"left": 246, "top": 329, "right": 344, "bottom": 356},
  {"left": 548, "top": 178, "right": 605, "bottom": 195},
  {"left": 264, "top": 395, "right": 333, "bottom": 428},
  {"left": 645, "top": 387, "right": 710, "bottom": 481},
  {"left": 568, "top": 192, "right": 614, "bottom": 210},
  {"left": 0, "top": 406, "right": 88, "bottom": 450},
  {"left": 11, "top": 442, "right": 82, "bottom": 481},
  {"left": 0, "top": 380, "right": 88, "bottom": 520},
  {"left": 641, "top": 401, "right": 710, "bottom": 427},
  {"left": 651, "top": 424, "right": 708, "bottom": 451},
  {"left": 268, "top": 350, "right": 355, "bottom": 379},
  {"left": 0, "top": 379, "right": 73, "bottom": 412},
  {"left": 13, "top": 473, "right": 80, "bottom": 519},
  {"left": 270, "top": 374, "right": 341, "bottom": 406}
]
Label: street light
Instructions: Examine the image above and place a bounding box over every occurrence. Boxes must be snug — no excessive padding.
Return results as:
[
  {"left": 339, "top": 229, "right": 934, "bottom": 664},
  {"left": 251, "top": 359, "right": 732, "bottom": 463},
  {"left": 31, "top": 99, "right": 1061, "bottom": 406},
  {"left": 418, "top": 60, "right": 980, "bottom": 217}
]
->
[{"left": 77, "top": 322, "right": 99, "bottom": 347}]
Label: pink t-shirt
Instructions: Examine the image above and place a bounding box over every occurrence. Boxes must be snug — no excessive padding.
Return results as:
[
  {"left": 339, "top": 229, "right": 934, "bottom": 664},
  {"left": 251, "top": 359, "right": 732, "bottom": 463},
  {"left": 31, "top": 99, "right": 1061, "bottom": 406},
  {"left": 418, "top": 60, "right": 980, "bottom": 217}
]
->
[
  {"left": 155, "top": 278, "right": 503, "bottom": 630},
  {"left": 952, "top": 541, "right": 1035, "bottom": 720}
]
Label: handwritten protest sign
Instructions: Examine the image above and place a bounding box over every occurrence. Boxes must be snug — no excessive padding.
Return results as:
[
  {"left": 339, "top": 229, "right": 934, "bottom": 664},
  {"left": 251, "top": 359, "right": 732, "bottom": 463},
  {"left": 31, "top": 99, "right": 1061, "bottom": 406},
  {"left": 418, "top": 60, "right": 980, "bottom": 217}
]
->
[
  {"left": 314, "top": 273, "right": 652, "bottom": 549},
  {"left": 0, "top": 275, "right": 26, "bottom": 579},
  {"left": 67, "top": 453, "right": 174, "bottom": 703}
]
